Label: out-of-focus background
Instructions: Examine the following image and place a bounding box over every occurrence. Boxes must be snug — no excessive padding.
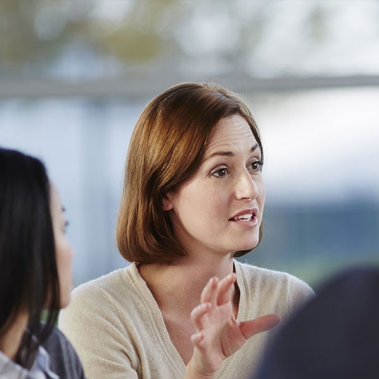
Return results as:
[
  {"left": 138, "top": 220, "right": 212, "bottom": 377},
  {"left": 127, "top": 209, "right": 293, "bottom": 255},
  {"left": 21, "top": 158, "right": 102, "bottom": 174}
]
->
[{"left": 1, "top": 0, "right": 378, "bottom": 288}]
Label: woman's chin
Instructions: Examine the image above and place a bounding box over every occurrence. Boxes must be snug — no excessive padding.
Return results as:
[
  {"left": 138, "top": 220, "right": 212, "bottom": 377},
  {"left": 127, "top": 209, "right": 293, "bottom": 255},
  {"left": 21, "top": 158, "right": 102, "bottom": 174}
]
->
[{"left": 237, "top": 239, "right": 260, "bottom": 252}]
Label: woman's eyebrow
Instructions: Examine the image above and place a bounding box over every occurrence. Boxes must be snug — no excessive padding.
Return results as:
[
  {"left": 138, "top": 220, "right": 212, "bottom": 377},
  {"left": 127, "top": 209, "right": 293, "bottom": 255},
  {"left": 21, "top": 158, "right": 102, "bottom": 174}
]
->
[
  {"left": 204, "top": 143, "right": 260, "bottom": 161},
  {"left": 251, "top": 143, "right": 259, "bottom": 153},
  {"left": 206, "top": 151, "right": 235, "bottom": 160}
]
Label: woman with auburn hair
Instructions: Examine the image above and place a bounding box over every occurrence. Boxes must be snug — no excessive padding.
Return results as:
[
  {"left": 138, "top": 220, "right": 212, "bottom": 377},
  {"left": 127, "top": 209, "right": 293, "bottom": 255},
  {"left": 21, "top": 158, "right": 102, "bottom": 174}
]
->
[
  {"left": 0, "top": 147, "right": 85, "bottom": 378},
  {"left": 60, "top": 82, "right": 314, "bottom": 378}
]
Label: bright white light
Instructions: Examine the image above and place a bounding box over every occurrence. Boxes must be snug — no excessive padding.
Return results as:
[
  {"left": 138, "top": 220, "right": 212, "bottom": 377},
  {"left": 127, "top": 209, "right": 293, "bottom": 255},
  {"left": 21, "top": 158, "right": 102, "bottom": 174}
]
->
[
  {"left": 251, "top": 88, "right": 379, "bottom": 204},
  {"left": 176, "top": 3, "right": 239, "bottom": 55}
]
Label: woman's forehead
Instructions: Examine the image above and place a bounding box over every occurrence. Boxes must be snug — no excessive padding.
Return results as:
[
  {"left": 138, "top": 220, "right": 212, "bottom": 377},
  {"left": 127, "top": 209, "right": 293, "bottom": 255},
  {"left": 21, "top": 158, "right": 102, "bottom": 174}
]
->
[{"left": 205, "top": 115, "right": 257, "bottom": 154}]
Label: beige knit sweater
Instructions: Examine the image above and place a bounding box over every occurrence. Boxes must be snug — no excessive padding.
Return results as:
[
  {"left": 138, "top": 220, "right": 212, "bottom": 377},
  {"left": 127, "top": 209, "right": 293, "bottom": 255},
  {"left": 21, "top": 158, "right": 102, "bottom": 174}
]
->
[{"left": 59, "top": 261, "right": 314, "bottom": 379}]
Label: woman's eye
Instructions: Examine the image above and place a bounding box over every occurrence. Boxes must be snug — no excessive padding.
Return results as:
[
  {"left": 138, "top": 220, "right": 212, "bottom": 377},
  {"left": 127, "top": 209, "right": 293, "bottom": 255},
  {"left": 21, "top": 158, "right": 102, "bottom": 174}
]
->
[
  {"left": 250, "top": 160, "right": 263, "bottom": 172},
  {"left": 211, "top": 167, "right": 229, "bottom": 178}
]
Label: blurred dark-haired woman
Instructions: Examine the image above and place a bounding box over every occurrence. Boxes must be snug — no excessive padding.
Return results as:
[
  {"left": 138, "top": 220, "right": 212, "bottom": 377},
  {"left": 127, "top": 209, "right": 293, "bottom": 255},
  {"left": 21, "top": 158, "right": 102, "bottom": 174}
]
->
[{"left": 0, "top": 147, "right": 85, "bottom": 378}]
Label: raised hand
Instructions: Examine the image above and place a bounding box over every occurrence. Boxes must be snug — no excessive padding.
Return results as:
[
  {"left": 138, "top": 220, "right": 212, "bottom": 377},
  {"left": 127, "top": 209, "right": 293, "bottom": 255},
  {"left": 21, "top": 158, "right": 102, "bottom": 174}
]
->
[{"left": 185, "top": 274, "right": 280, "bottom": 379}]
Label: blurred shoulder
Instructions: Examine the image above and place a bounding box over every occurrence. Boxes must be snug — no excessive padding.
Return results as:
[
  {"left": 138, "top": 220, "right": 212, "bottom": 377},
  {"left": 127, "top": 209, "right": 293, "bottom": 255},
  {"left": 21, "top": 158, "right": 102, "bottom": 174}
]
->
[
  {"left": 42, "top": 326, "right": 85, "bottom": 378},
  {"left": 43, "top": 325, "right": 75, "bottom": 352}
]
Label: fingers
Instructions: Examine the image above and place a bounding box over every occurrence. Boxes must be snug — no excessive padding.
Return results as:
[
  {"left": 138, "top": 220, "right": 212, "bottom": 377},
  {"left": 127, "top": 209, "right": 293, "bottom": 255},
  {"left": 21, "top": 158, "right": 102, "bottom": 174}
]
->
[
  {"left": 200, "top": 273, "right": 236, "bottom": 306},
  {"left": 191, "top": 302, "right": 211, "bottom": 331},
  {"left": 240, "top": 314, "right": 281, "bottom": 340},
  {"left": 216, "top": 273, "right": 236, "bottom": 306},
  {"left": 190, "top": 331, "right": 204, "bottom": 347},
  {"left": 193, "top": 274, "right": 236, "bottom": 331},
  {"left": 200, "top": 277, "right": 219, "bottom": 305}
]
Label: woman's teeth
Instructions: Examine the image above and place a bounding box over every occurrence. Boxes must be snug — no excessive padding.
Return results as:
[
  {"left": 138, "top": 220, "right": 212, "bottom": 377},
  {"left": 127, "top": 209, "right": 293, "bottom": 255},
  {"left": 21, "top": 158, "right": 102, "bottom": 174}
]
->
[{"left": 232, "top": 214, "right": 252, "bottom": 221}]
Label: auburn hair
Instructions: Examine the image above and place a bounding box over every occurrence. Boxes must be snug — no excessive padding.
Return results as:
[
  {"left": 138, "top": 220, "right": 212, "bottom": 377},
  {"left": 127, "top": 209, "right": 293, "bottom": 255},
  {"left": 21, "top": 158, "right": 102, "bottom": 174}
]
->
[{"left": 117, "top": 82, "right": 263, "bottom": 264}]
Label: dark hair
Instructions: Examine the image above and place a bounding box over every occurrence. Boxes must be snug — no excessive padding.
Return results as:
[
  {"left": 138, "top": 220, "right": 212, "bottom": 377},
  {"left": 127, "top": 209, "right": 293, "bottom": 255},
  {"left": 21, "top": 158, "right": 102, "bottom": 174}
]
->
[
  {"left": 117, "top": 82, "right": 263, "bottom": 264},
  {"left": 0, "top": 148, "right": 60, "bottom": 369},
  {"left": 255, "top": 266, "right": 379, "bottom": 379}
]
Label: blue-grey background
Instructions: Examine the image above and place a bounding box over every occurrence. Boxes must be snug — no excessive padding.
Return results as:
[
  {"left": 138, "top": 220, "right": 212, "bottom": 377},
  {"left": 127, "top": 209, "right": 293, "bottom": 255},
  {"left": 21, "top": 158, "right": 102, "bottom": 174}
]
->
[{"left": 1, "top": 0, "right": 378, "bottom": 288}]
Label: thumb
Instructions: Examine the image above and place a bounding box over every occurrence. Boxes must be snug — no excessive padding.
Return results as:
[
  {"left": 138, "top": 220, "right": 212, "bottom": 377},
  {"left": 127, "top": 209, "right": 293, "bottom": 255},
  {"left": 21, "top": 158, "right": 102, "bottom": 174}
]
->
[{"left": 240, "top": 314, "right": 281, "bottom": 340}]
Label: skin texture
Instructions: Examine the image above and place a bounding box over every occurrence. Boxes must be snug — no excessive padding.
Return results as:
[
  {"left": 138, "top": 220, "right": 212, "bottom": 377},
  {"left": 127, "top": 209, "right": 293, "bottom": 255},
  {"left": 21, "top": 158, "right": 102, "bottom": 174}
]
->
[
  {"left": 50, "top": 183, "right": 73, "bottom": 309},
  {"left": 164, "top": 115, "right": 265, "bottom": 257}
]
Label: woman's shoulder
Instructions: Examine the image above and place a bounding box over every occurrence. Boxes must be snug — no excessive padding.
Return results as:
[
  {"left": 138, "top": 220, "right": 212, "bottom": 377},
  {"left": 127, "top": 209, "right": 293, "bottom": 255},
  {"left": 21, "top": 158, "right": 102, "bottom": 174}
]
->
[
  {"left": 59, "top": 263, "right": 141, "bottom": 327},
  {"left": 235, "top": 260, "right": 312, "bottom": 289},
  {"left": 234, "top": 260, "right": 315, "bottom": 314},
  {"left": 70, "top": 264, "right": 138, "bottom": 302},
  {"left": 74, "top": 267, "right": 127, "bottom": 292}
]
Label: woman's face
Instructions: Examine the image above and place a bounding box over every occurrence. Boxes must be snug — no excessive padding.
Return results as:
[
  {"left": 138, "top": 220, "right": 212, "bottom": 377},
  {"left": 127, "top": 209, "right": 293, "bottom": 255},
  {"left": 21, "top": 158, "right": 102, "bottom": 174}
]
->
[
  {"left": 164, "top": 115, "right": 265, "bottom": 258},
  {"left": 50, "top": 183, "right": 73, "bottom": 308}
]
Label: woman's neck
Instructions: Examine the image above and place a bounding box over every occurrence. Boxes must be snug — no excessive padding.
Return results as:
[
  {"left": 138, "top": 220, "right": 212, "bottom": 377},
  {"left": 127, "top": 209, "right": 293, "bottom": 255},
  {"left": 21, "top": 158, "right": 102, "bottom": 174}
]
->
[
  {"left": 138, "top": 253, "right": 236, "bottom": 314},
  {"left": 0, "top": 312, "right": 28, "bottom": 361}
]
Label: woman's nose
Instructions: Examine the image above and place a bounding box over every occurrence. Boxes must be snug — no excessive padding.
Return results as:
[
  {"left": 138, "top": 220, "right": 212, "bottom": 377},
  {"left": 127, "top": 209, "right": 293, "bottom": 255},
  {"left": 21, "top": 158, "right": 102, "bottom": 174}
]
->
[{"left": 234, "top": 171, "right": 258, "bottom": 200}]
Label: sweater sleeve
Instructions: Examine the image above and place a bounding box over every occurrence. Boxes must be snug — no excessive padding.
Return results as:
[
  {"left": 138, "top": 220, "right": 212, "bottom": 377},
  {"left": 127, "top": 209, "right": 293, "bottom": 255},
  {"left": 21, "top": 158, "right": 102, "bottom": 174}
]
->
[{"left": 58, "top": 283, "right": 139, "bottom": 379}]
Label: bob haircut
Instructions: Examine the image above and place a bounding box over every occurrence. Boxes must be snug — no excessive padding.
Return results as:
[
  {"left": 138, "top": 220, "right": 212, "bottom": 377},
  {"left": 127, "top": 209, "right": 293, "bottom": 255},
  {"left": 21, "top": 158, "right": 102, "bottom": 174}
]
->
[
  {"left": 117, "top": 82, "right": 263, "bottom": 264},
  {"left": 0, "top": 148, "right": 60, "bottom": 369}
]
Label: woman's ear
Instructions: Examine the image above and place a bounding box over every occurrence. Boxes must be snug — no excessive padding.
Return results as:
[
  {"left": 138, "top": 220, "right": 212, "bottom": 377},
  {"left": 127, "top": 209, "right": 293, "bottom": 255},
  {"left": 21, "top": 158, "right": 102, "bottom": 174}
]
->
[{"left": 162, "top": 192, "right": 174, "bottom": 211}]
